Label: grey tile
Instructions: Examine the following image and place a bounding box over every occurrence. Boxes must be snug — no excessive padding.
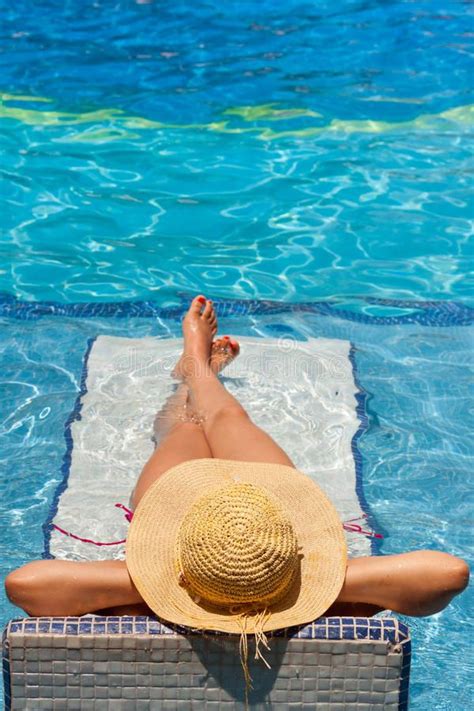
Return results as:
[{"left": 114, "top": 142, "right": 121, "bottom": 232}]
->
[
  {"left": 108, "top": 685, "right": 123, "bottom": 699},
  {"left": 81, "top": 673, "right": 95, "bottom": 687},
  {"left": 93, "top": 701, "right": 110, "bottom": 711},
  {"left": 65, "top": 701, "right": 82, "bottom": 711},
  {"left": 80, "top": 686, "right": 95, "bottom": 699},
  {"left": 65, "top": 637, "right": 81, "bottom": 649},
  {"left": 95, "top": 687, "right": 110, "bottom": 698},
  {"left": 136, "top": 686, "right": 150, "bottom": 699},
  {"left": 150, "top": 687, "right": 163, "bottom": 700},
  {"left": 120, "top": 700, "right": 143, "bottom": 711},
  {"left": 93, "top": 637, "right": 108, "bottom": 649},
  {"left": 38, "top": 685, "right": 53, "bottom": 697},
  {"left": 123, "top": 686, "right": 138, "bottom": 699},
  {"left": 5, "top": 615, "right": 410, "bottom": 708},
  {"left": 52, "top": 685, "right": 67, "bottom": 698},
  {"left": 93, "top": 661, "right": 109, "bottom": 674},
  {"left": 95, "top": 673, "right": 110, "bottom": 686}
]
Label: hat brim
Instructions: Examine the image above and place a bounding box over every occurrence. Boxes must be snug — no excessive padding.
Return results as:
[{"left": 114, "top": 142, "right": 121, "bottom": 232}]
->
[{"left": 126, "top": 459, "right": 347, "bottom": 634}]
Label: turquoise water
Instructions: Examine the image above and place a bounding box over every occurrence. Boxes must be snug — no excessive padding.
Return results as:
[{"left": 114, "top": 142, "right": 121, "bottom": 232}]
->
[
  {"left": 1, "top": 1, "right": 473, "bottom": 709},
  {"left": 1, "top": 1, "right": 473, "bottom": 306}
]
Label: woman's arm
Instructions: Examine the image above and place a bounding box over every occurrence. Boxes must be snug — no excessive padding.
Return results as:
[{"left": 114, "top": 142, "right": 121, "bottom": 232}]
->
[
  {"left": 5, "top": 559, "right": 143, "bottom": 617},
  {"left": 337, "top": 550, "right": 469, "bottom": 616},
  {"left": 5, "top": 550, "right": 469, "bottom": 619}
]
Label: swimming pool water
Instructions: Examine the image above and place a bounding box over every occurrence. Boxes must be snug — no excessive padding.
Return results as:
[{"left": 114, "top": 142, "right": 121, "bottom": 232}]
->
[
  {"left": 1, "top": 0, "right": 473, "bottom": 306},
  {"left": 1, "top": 1, "right": 473, "bottom": 709}
]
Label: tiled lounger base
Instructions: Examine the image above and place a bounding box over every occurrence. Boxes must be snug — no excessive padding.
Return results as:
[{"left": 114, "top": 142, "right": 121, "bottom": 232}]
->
[{"left": 3, "top": 615, "right": 411, "bottom": 710}]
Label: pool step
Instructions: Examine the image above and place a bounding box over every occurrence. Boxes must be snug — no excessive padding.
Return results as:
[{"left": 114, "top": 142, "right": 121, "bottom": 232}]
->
[{"left": 3, "top": 615, "right": 410, "bottom": 710}]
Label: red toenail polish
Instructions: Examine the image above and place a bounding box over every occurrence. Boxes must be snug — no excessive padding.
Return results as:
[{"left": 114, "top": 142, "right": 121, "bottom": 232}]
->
[
  {"left": 197, "top": 296, "right": 206, "bottom": 304},
  {"left": 223, "top": 336, "right": 230, "bottom": 339}
]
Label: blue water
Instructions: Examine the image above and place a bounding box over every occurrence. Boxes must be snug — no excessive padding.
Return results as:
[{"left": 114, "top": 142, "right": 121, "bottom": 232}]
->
[
  {"left": 1, "top": 1, "right": 473, "bottom": 709},
  {"left": 1, "top": 0, "right": 473, "bottom": 305}
]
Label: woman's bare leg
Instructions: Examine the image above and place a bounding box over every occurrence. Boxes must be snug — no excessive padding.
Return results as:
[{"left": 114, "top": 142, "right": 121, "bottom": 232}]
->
[
  {"left": 178, "top": 297, "right": 294, "bottom": 465},
  {"left": 132, "top": 306, "right": 239, "bottom": 508},
  {"left": 131, "top": 354, "right": 213, "bottom": 508},
  {"left": 132, "top": 417, "right": 212, "bottom": 510}
]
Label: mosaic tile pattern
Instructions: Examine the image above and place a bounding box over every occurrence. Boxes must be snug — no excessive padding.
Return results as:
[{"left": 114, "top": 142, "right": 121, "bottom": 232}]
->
[
  {"left": 1, "top": 291, "right": 472, "bottom": 326},
  {"left": 3, "top": 615, "right": 411, "bottom": 710}
]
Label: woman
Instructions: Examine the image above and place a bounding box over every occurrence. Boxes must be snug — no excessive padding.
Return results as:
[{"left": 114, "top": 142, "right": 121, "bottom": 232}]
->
[{"left": 5, "top": 296, "right": 469, "bottom": 620}]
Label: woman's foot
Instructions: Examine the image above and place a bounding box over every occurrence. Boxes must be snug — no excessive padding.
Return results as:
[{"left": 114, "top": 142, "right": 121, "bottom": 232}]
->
[
  {"left": 173, "top": 296, "right": 239, "bottom": 379},
  {"left": 210, "top": 336, "right": 240, "bottom": 375},
  {"left": 172, "top": 296, "right": 216, "bottom": 378}
]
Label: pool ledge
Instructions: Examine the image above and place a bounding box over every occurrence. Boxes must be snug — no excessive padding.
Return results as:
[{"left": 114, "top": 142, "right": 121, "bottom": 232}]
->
[{"left": 3, "top": 614, "right": 411, "bottom": 710}]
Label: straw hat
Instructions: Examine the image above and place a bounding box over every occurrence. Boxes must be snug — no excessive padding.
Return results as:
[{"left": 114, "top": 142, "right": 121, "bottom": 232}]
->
[{"left": 126, "top": 458, "right": 347, "bottom": 634}]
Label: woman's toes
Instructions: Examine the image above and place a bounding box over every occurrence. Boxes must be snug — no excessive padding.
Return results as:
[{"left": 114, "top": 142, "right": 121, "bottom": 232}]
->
[
  {"left": 202, "top": 299, "right": 214, "bottom": 319},
  {"left": 209, "top": 337, "right": 238, "bottom": 375},
  {"left": 191, "top": 295, "right": 207, "bottom": 313},
  {"left": 229, "top": 339, "right": 240, "bottom": 354},
  {"left": 216, "top": 337, "right": 238, "bottom": 357},
  {"left": 213, "top": 337, "right": 228, "bottom": 351}
]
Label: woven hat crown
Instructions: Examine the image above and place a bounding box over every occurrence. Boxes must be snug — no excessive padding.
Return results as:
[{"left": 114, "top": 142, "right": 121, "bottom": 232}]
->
[{"left": 176, "top": 482, "right": 299, "bottom": 607}]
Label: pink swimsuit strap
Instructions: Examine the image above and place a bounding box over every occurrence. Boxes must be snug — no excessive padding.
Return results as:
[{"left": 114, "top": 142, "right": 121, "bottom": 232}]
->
[
  {"left": 343, "top": 515, "right": 383, "bottom": 539},
  {"left": 52, "top": 505, "right": 381, "bottom": 546},
  {"left": 51, "top": 503, "right": 134, "bottom": 547}
]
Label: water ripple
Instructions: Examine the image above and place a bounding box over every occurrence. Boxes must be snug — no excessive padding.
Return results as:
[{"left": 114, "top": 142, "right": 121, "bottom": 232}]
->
[{"left": 1, "top": 95, "right": 472, "bottom": 305}]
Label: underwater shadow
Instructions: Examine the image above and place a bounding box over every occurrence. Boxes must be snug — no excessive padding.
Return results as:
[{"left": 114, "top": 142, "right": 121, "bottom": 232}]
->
[
  {"left": 188, "top": 631, "right": 290, "bottom": 707},
  {"left": 185, "top": 567, "right": 302, "bottom": 706}
]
